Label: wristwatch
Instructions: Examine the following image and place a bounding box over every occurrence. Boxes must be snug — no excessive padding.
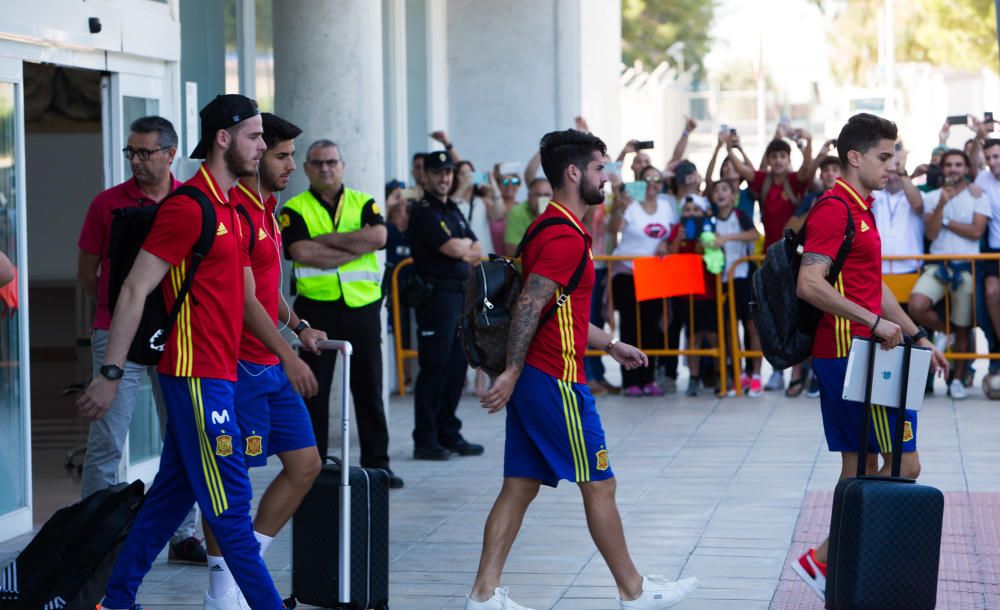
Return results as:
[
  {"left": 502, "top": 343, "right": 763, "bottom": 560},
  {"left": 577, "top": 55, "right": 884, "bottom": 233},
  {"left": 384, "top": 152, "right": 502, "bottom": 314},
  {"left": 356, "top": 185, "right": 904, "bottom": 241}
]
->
[
  {"left": 99, "top": 364, "right": 124, "bottom": 381},
  {"left": 605, "top": 337, "right": 619, "bottom": 352},
  {"left": 292, "top": 319, "right": 311, "bottom": 335},
  {"left": 942, "top": 217, "right": 951, "bottom": 229},
  {"left": 912, "top": 327, "right": 929, "bottom": 344}
]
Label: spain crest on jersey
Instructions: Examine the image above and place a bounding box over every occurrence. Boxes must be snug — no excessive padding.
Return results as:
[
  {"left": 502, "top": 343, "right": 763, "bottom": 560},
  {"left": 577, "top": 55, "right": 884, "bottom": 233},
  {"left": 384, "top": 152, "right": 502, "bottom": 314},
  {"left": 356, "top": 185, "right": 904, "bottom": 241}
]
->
[
  {"left": 215, "top": 434, "right": 233, "bottom": 457},
  {"left": 595, "top": 449, "right": 609, "bottom": 471},
  {"left": 246, "top": 434, "right": 263, "bottom": 457}
]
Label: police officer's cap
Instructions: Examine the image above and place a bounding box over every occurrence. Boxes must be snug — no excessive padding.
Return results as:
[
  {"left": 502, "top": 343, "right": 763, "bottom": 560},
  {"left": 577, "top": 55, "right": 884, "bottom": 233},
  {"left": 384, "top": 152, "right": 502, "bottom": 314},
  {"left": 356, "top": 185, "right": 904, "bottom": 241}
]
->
[
  {"left": 190, "top": 94, "right": 260, "bottom": 159},
  {"left": 424, "top": 150, "right": 454, "bottom": 172}
]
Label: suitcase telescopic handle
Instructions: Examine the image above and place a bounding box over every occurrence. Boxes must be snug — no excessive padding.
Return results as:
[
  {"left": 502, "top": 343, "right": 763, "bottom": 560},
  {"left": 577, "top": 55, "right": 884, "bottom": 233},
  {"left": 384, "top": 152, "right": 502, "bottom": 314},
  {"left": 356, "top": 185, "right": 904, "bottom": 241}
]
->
[
  {"left": 856, "top": 335, "right": 913, "bottom": 479},
  {"left": 292, "top": 338, "right": 354, "bottom": 604}
]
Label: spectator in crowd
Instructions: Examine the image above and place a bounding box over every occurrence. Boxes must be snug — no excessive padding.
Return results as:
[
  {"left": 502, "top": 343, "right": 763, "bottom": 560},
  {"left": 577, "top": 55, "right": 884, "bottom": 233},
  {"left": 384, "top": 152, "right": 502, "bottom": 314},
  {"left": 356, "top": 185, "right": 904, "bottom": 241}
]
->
[
  {"left": 503, "top": 176, "right": 554, "bottom": 253},
  {"left": 706, "top": 129, "right": 756, "bottom": 219},
  {"left": 583, "top": 187, "right": 617, "bottom": 397},
  {"left": 410, "top": 152, "right": 426, "bottom": 201},
  {"left": 408, "top": 151, "right": 484, "bottom": 460},
  {"left": 452, "top": 160, "right": 505, "bottom": 254},
  {"left": 709, "top": 180, "right": 762, "bottom": 396},
  {"left": 487, "top": 162, "right": 524, "bottom": 257},
  {"left": 728, "top": 126, "right": 813, "bottom": 395},
  {"left": 280, "top": 139, "right": 399, "bottom": 484},
  {"left": 874, "top": 147, "right": 924, "bottom": 276},
  {"left": 609, "top": 165, "right": 672, "bottom": 397},
  {"left": 76, "top": 115, "right": 206, "bottom": 565},
  {"left": 385, "top": 179, "right": 415, "bottom": 393},
  {"left": 785, "top": 140, "right": 840, "bottom": 234},
  {"left": 974, "top": 137, "right": 1000, "bottom": 376},
  {"left": 666, "top": 196, "right": 718, "bottom": 396},
  {"left": 908, "top": 149, "right": 989, "bottom": 400}
]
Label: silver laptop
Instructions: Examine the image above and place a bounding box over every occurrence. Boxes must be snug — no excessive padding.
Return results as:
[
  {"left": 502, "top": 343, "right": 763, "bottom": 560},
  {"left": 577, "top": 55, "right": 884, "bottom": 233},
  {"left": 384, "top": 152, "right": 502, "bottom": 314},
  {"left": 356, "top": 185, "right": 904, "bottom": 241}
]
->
[{"left": 842, "top": 337, "right": 932, "bottom": 411}]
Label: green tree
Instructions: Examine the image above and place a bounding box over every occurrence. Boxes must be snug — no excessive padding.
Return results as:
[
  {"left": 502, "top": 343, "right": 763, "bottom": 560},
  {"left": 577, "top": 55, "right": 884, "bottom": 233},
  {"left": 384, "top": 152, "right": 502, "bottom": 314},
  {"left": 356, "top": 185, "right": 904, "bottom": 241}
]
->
[
  {"left": 622, "top": 0, "right": 716, "bottom": 78},
  {"left": 827, "top": 0, "right": 998, "bottom": 83}
]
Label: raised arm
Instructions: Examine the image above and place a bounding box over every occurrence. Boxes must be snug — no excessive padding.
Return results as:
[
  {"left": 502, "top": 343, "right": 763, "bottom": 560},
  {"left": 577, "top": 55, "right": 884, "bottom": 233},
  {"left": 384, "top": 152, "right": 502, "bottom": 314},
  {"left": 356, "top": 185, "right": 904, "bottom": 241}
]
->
[
  {"left": 795, "top": 129, "right": 815, "bottom": 184},
  {"left": 669, "top": 116, "right": 698, "bottom": 164},
  {"left": 726, "top": 136, "right": 757, "bottom": 182}
]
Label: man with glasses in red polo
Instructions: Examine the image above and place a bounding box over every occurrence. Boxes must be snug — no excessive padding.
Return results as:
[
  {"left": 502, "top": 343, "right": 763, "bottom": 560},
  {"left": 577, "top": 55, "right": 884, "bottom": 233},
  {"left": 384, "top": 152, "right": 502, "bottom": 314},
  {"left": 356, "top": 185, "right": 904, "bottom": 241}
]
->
[{"left": 76, "top": 115, "right": 207, "bottom": 566}]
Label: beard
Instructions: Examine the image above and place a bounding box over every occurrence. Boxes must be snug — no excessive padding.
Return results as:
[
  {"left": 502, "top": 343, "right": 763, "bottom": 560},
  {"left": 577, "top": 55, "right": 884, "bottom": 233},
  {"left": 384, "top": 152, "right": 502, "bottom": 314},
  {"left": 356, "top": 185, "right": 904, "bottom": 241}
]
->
[
  {"left": 259, "top": 161, "right": 285, "bottom": 193},
  {"left": 579, "top": 173, "right": 605, "bottom": 206},
  {"left": 224, "top": 144, "right": 257, "bottom": 178}
]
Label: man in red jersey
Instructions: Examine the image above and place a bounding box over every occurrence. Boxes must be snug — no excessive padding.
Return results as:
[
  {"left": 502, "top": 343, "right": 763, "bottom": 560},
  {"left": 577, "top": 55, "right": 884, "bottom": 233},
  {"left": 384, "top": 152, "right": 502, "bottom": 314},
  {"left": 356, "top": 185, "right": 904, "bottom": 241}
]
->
[
  {"left": 466, "top": 129, "right": 699, "bottom": 610},
  {"left": 78, "top": 94, "right": 286, "bottom": 610},
  {"left": 790, "top": 113, "right": 947, "bottom": 602}
]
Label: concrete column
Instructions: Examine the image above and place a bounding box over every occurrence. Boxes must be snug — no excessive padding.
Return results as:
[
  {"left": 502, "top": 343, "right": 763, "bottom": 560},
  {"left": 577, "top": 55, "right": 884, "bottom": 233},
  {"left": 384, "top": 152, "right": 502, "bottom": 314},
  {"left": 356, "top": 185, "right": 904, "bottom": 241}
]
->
[
  {"left": 272, "top": 0, "right": 389, "bottom": 429},
  {"left": 273, "top": 0, "right": 386, "bottom": 202}
]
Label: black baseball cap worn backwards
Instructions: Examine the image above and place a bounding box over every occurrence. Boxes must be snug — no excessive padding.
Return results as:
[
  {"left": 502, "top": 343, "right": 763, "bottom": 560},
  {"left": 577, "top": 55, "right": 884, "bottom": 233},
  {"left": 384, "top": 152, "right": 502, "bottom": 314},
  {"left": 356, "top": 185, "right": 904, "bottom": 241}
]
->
[{"left": 190, "top": 94, "right": 260, "bottom": 159}]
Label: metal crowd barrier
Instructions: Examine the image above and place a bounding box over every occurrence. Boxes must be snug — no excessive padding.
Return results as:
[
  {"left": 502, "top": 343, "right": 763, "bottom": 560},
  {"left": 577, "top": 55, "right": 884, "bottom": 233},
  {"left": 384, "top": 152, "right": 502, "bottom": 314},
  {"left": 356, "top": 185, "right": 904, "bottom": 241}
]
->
[
  {"left": 726, "top": 252, "right": 1000, "bottom": 396},
  {"left": 389, "top": 255, "right": 730, "bottom": 397}
]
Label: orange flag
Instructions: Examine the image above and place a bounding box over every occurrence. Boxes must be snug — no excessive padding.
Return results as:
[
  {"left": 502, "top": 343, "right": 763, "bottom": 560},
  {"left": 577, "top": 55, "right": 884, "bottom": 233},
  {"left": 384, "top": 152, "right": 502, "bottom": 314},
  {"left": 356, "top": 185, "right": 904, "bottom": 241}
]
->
[{"left": 632, "top": 254, "right": 705, "bottom": 301}]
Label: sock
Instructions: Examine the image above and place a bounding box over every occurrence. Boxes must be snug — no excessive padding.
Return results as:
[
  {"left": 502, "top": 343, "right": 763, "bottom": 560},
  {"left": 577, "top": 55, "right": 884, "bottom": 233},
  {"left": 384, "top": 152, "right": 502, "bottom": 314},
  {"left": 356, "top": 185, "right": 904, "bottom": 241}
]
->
[
  {"left": 254, "top": 530, "right": 274, "bottom": 557},
  {"left": 207, "top": 554, "right": 237, "bottom": 599}
]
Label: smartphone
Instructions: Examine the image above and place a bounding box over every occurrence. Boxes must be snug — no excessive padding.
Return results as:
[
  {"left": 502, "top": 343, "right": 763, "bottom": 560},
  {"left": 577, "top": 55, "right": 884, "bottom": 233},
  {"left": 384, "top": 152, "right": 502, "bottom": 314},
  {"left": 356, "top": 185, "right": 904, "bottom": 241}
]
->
[
  {"left": 635, "top": 140, "right": 655, "bottom": 150},
  {"left": 399, "top": 187, "right": 420, "bottom": 200},
  {"left": 987, "top": 112, "right": 995, "bottom": 131},
  {"left": 623, "top": 181, "right": 646, "bottom": 201},
  {"left": 471, "top": 170, "right": 490, "bottom": 186},
  {"left": 946, "top": 115, "right": 969, "bottom": 126},
  {"left": 926, "top": 164, "right": 943, "bottom": 190}
]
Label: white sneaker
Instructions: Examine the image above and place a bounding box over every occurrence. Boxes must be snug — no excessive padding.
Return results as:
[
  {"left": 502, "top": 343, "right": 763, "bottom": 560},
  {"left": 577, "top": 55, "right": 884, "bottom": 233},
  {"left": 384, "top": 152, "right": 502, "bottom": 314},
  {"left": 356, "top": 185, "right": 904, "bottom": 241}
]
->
[
  {"left": 203, "top": 588, "right": 250, "bottom": 610},
  {"left": 949, "top": 378, "right": 968, "bottom": 400},
  {"left": 465, "top": 586, "right": 535, "bottom": 610},
  {"left": 619, "top": 575, "right": 699, "bottom": 609},
  {"left": 764, "top": 370, "right": 784, "bottom": 391}
]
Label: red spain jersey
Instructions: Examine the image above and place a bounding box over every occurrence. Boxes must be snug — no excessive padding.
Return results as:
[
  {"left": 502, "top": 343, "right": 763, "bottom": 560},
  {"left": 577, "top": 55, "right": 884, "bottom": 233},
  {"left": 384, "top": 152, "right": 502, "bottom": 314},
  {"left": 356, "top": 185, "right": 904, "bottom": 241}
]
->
[
  {"left": 141, "top": 165, "right": 248, "bottom": 380},
  {"left": 804, "top": 178, "right": 882, "bottom": 359},
  {"left": 520, "top": 201, "right": 594, "bottom": 384},
  {"left": 231, "top": 180, "right": 282, "bottom": 366}
]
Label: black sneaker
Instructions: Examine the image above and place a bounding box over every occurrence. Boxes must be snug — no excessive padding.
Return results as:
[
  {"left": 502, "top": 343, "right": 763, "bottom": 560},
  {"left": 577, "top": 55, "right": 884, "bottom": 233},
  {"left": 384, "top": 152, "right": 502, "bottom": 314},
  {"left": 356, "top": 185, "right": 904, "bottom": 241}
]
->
[
  {"left": 383, "top": 468, "right": 404, "bottom": 489},
  {"left": 168, "top": 536, "right": 207, "bottom": 565},
  {"left": 413, "top": 445, "right": 450, "bottom": 461},
  {"left": 445, "top": 439, "right": 484, "bottom": 456}
]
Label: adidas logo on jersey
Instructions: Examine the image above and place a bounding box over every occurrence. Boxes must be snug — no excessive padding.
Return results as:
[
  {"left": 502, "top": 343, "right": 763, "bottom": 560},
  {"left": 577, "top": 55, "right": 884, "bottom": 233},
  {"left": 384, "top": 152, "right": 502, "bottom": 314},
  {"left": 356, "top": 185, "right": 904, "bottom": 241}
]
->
[
  {"left": 217, "top": 222, "right": 228, "bottom": 236},
  {"left": 43, "top": 596, "right": 66, "bottom": 609},
  {"left": 257, "top": 227, "right": 267, "bottom": 241}
]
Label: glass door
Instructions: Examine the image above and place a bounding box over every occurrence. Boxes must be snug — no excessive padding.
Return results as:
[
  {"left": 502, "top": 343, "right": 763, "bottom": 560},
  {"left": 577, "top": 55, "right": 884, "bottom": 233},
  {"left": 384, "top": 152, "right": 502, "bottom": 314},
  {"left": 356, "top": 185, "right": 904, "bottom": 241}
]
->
[
  {"left": 0, "top": 57, "right": 31, "bottom": 542},
  {"left": 101, "top": 71, "right": 165, "bottom": 485}
]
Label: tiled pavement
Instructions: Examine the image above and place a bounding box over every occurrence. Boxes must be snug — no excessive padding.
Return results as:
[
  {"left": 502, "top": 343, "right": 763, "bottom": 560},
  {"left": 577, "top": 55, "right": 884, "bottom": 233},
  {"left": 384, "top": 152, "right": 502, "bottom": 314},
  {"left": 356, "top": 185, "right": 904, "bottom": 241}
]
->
[{"left": 5, "top": 372, "right": 1000, "bottom": 609}]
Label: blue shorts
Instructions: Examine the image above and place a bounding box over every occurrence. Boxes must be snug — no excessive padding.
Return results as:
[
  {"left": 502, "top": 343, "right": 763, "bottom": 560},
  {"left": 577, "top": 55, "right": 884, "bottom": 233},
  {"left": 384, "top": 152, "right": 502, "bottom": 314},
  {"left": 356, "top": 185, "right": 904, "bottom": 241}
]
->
[
  {"left": 504, "top": 364, "right": 614, "bottom": 487},
  {"left": 235, "top": 360, "right": 316, "bottom": 467},
  {"left": 813, "top": 358, "right": 918, "bottom": 454},
  {"left": 104, "top": 375, "right": 282, "bottom": 609}
]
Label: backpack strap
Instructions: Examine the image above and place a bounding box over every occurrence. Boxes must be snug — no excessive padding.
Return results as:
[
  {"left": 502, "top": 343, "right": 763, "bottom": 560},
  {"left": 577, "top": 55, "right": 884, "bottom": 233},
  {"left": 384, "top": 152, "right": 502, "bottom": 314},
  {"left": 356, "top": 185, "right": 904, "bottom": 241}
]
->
[
  {"left": 802, "top": 194, "right": 855, "bottom": 284},
  {"left": 514, "top": 216, "right": 589, "bottom": 328},
  {"left": 235, "top": 203, "right": 256, "bottom": 257},
  {"left": 152, "top": 185, "right": 217, "bottom": 350}
]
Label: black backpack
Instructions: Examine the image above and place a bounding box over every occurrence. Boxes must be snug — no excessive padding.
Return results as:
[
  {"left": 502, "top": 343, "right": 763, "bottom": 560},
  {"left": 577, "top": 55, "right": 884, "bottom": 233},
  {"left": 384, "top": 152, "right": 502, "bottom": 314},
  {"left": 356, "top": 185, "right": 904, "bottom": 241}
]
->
[
  {"left": 749, "top": 195, "right": 854, "bottom": 369},
  {"left": 0, "top": 481, "right": 145, "bottom": 610},
  {"left": 460, "top": 217, "right": 588, "bottom": 377},
  {"left": 107, "top": 185, "right": 216, "bottom": 365}
]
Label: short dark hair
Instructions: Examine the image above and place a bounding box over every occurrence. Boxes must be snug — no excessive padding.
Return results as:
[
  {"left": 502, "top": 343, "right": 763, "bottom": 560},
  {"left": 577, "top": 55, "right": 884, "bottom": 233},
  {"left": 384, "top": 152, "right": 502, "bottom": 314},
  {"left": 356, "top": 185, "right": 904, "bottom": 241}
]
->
[
  {"left": 764, "top": 139, "right": 791, "bottom": 158},
  {"left": 130, "top": 115, "right": 178, "bottom": 149},
  {"left": 940, "top": 148, "right": 970, "bottom": 168},
  {"left": 261, "top": 113, "right": 302, "bottom": 149},
  {"left": 819, "top": 155, "right": 841, "bottom": 171},
  {"left": 984, "top": 139, "right": 1000, "bottom": 152},
  {"left": 539, "top": 129, "right": 607, "bottom": 189},
  {"left": 307, "top": 139, "right": 339, "bottom": 161},
  {"left": 711, "top": 179, "right": 734, "bottom": 195},
  {"left": 412, "top": 152, "right": 425, "bottom": 164},
  {"left": 836, "top": 113, "right": 898, "bottom": 167}
]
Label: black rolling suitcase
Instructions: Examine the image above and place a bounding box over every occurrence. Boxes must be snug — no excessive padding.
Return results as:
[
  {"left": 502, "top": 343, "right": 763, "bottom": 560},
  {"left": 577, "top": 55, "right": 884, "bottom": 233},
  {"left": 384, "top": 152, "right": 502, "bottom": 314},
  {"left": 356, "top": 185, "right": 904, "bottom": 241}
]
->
[
  {"left": 825, "top": 336, "right": 944, "bottom": 610},
  {"left": 287, "top": 340, "right": 390, "bottom": 610}
]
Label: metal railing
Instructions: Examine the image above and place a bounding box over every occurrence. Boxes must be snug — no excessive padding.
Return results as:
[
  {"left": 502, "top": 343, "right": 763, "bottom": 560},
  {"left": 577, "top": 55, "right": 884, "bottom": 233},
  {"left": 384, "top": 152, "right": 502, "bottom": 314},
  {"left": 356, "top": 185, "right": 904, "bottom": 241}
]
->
[
  {"left": 726, "top": 252, "right": 1000, "bottom": 396},
  {"left": 389, "top": 255, "right": 730, "bottom": 396}
]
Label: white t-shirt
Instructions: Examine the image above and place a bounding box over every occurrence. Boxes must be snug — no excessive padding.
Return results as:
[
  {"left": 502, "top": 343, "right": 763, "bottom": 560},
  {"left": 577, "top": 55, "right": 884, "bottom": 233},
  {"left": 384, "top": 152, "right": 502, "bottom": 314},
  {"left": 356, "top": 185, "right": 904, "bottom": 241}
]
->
[
  {"left": 714, "top": 208, "right": 755, "bottom": 278},
  {"left": 455, "top": 196, "right": 495, "bottom": 253},
  {"left": 974, "top": 168, "right": 1000, "bottom": 249},
  {"left": 872, "top": 189, "right": 924, "bottom": 274},
  {"left": 922, "top": 187, "right": 990, "bottom": 256},
  {"left": 612, "top": 199, "right": 675, "bottom": 274}
]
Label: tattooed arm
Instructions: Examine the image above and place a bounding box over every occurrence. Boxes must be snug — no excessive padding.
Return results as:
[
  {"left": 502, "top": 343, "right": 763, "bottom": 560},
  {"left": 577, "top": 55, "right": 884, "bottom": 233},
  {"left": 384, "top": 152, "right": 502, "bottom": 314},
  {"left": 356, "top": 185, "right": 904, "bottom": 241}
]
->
[
  {"left": 480, "top": 273, "right": 558, "bottom": 413},
  {"left": 796, "top": 252, "right": 903, "bottom": 347}
]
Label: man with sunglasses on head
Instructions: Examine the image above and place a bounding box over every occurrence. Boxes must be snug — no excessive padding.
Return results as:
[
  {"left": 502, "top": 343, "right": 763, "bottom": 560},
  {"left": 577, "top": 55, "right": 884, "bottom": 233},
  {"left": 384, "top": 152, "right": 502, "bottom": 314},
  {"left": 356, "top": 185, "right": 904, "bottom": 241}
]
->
[
  {"left": 503, "top": 176, "right": 554, "bottom": 254},
  {"left": 279, "top": 139, "right": 402, "bottom": 488},
  {"left": 409, "top": 151, "right": 486, "bottom": 460},
  {"left": 76, "top": 115, "right": 207, "bottom": 566}
]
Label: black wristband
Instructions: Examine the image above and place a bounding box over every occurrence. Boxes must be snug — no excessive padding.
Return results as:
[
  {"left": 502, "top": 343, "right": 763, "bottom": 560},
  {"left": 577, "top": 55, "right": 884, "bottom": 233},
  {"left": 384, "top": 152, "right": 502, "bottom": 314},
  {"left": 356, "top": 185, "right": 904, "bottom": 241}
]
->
[
  {"left": 912, "top": 327, "right": 929, "bottom": 343},
  {"left": 293, "top": 319, "right": 310, "bottom": 335},
  {"left": 870, "top": 314, "right": 881, "bottom": 334}
]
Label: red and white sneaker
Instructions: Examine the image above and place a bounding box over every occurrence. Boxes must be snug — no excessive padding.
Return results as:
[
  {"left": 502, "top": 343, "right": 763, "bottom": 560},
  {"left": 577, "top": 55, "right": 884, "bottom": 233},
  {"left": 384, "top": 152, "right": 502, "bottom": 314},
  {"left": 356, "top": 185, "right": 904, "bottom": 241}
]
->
[{"left": 791, "top": 548, "right": 827, "bottom": 601}]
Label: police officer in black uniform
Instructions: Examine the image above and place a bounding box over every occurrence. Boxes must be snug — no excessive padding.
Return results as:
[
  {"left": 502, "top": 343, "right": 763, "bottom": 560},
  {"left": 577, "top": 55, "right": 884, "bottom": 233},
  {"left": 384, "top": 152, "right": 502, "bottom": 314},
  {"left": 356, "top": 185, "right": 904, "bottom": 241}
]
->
[{"left": 408, "top": 151, "right": 485, "bottom": 460}]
